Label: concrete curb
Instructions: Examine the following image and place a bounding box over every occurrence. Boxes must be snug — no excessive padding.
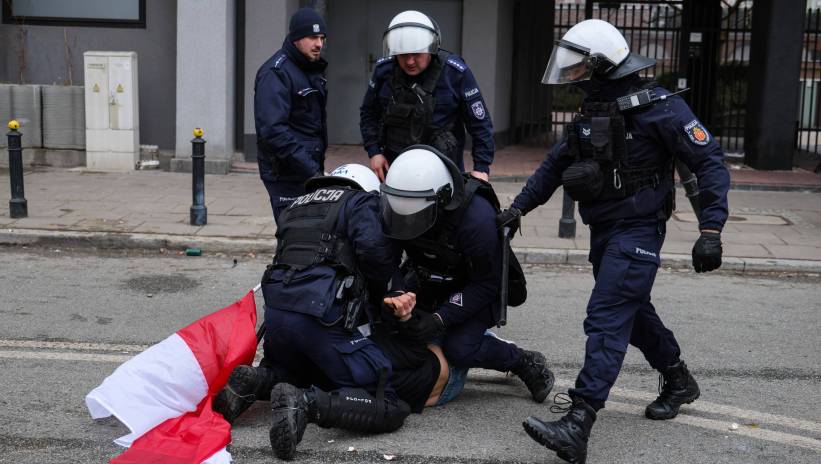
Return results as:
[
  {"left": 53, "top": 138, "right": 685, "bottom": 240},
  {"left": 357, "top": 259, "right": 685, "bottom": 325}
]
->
[
  {"left": 2, "top": 228, "right": 820, "bottom": 274},
  {"left": 517, "top": 247, "right": 821, "bottom": 274}
]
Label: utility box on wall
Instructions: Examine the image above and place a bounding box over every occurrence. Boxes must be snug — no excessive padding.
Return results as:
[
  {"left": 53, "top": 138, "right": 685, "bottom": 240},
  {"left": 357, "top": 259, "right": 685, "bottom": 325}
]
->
[{"left": 84, "top": 51, "right": 139, "bottom": 171}]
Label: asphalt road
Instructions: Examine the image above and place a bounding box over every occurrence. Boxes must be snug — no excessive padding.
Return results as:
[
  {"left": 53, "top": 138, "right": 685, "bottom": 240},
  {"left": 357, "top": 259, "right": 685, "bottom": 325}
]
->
[{"left": 0, "top": 247, "right": 818, "bottom": 463}]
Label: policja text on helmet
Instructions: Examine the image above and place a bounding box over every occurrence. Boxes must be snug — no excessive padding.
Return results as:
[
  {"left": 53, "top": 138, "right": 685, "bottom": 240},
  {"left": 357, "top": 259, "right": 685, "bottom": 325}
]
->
[{"left": 305, "top": 163, "right": 381, "bottom": 194}]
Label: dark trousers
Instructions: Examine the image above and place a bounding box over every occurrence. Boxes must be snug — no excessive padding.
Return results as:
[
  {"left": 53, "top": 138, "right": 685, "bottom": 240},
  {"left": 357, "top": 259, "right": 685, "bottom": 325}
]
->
[
  {"left": 260, "top": 179, "right": 304, "bottom": 226},
  {"left": 442, "top": 311, "right": 522, "bottom": 372},
  {"left": 570, "top": 217, "right": 681, "bottom": 407},
  {"left": 262, "top": 306, "right": 396, "bottom": 399}
]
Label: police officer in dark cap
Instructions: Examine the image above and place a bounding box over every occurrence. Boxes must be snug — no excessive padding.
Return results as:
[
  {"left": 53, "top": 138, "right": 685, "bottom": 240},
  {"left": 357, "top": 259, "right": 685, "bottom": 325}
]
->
[
  {"left": 255, "top": 7, "right": 329, "bottom": 224},
  {"left": 496, "top": 19, "right": 730, "bottom": 463},
  {"left": 360, "top": 10, "right": 495, "bottom": 183}
]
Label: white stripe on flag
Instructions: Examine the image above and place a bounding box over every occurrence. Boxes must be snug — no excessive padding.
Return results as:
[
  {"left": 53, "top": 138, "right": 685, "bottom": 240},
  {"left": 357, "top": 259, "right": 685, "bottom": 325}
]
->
[
  {"left": 203, "top": 448, "right": 232, "bottom": 464},
  {"left": 85, "top": 333, "right": 209, "bottom": 447}
]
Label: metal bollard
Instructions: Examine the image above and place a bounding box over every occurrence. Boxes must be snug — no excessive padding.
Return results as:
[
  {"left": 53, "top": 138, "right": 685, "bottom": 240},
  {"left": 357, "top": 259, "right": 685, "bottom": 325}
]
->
[
  {"left": 558, "top": 190, "right": 576, "bottom": 238},
  {"left": 190, "top": 127, "right": 207, "bottom": 225},
  {"left": 6, "top": 120, "right": 27, "bottom": 218}
]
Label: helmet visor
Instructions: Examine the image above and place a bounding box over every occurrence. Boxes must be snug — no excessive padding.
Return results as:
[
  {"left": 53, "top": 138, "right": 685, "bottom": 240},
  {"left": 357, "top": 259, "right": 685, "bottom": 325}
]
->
[
  {"left": 382, "top": 24, "right": 438, "bottom": 56},
  {"left": 380, "top": 185, "right": 439, "bottom": 240},
  {"left": 542, "top": 40, "right": 594, "bottom": 85}
]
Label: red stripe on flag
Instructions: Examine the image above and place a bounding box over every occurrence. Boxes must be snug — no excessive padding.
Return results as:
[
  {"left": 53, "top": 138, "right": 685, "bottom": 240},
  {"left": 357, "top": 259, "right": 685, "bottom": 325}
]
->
[
  {"left": 177, "top": 290, "right": 258, "bottom": 393},
  {"left": 110, "top": 397, "right": 230, "bottom": 464},
  {"left": 111, "top": 291, "right": 258, "bottom": 463}
]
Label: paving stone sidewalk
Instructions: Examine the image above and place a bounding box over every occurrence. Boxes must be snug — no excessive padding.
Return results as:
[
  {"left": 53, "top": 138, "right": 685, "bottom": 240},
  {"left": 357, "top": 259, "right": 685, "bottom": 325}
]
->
[{"left": 2, "top": 145, "right": 821, "bottom": 273}]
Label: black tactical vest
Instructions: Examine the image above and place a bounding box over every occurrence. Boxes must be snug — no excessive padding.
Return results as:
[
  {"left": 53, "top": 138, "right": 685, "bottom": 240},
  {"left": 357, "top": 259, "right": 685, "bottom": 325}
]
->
[
  {"left": 381, "top": 54, "right": 447, "bottom": 157},
  {"left": 562, "top": 93, "right": 673, "bottom": 204},
  {"left": 402, "top": 176, "right": 526, "bottom": 312},
  {"left": 273, "top": 187, "right": 357, "bottom": 274}
]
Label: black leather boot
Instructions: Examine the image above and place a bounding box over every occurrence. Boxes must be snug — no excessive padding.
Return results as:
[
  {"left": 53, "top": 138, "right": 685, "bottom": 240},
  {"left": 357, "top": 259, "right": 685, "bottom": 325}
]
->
[
  {"left": 645, "top": 360, "right": 700, "bottom": 420},
  {"left": 511, "top": 350, "right": 555, "bottom": 403},
  {"left": 213, "top": 365, "right": 279, "bottom": 423},
  {"left": 269, "top": 383, "right": 314, "bottom": 460},
  {"left": 523, "top": 396, "right": 597, "bottom": 464},
  {"left": 268, "top": 383, "right": 411, "bottom": 460}
]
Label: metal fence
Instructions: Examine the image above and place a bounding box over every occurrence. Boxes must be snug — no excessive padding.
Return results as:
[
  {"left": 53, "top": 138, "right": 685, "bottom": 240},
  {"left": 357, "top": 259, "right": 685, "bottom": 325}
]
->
[
  {"left": 798, "top": 8, "right": 821, "bottom": 155},
  {"left": 513, "top": 2, "right": 821, "bottom": 158},
  {"left": 550, "top": 2, "right": 684, "bottom": 141}
]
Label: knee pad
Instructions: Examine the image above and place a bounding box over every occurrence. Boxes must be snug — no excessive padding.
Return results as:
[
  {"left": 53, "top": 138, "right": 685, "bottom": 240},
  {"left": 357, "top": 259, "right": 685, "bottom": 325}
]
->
[{"left": 311, "top": 386, "right": 410, "bottom": 433}]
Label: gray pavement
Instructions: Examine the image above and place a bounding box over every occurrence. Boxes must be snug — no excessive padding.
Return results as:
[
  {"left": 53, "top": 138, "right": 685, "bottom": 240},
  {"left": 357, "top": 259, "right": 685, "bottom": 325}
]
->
[
  {"left": 2, "top": 165, "right": 821, "bottom": 273},
  {"left": 0, "top": 249, "right": 818, "bottom": 463}
]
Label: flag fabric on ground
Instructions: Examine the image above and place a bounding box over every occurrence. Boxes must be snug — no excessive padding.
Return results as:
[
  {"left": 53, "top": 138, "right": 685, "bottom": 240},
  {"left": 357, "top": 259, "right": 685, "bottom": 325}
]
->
[{"left": 85, "top": 291, "right": 258, "bottom": 463}]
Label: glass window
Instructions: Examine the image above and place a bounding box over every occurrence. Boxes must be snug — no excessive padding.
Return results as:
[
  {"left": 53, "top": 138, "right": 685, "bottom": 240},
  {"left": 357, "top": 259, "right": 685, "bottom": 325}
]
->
[{"left": 3, "top": 0, "right": 145, "bottom": 28}]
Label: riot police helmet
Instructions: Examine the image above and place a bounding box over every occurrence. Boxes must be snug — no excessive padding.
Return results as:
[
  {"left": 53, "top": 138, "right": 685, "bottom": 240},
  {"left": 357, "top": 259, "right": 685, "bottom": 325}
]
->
[
  {"left": 305, "top": 163, "right": 381, "bottom": 193},
  {"left": 380, "top": 145, "right": 464, "bottom": 240},
  {"left": 382, "top": 10, "right": 441, "bottom": 57},
  {"left": 542, "top": 19, "right": 655, "bottom": 85}
]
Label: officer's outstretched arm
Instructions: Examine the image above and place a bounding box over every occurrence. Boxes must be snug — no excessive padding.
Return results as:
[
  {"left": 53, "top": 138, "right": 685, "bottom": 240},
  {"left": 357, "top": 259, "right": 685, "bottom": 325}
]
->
[
  {"left": 255, "top": 70, "right": 319, "bottom": 178},
  {"left": 511, "top": 138, "right": 572, "bottom": 215},
  {"left": 346, "top": 194, "right": 400, "bottom": 287}
]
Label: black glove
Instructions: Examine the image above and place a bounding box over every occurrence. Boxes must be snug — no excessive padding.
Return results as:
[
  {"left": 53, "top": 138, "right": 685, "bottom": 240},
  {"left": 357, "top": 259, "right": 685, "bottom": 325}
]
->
[
  {"left": 496, "top": 207, "right": 522, "bottom": 236},
  {"left": 692, "top": 231, "right": 722, "bottom": 273},
  {"left": 397, "top": 311, "right": 445, "bottom": 344}
]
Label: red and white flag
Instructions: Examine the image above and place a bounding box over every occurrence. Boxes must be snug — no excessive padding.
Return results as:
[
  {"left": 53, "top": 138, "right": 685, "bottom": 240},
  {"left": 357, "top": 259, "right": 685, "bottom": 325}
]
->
[{"left": 86, "top": 291, "right": 258, "bottom": 463}]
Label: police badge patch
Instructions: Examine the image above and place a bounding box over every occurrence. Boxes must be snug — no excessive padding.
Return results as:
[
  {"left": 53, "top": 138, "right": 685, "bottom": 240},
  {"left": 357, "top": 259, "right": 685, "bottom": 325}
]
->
[
  {"left": 684, "top": 119, "right": 710, "bottom": 146},
  {"left": 449, "top": 292, "right": 463, "bottom": 307},
  {"left": 471, "top": 101, "right": 486, "bottom": 120}
]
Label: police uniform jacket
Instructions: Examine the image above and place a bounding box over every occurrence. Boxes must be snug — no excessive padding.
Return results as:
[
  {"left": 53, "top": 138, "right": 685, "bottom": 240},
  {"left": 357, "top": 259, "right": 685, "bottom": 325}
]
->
[
  {"left": 512, "top": 84, "right": 730, "bottom": 231},
  {"left": 360, "top": 54, "right": 495, "bottom": 174},
  {"left": 265, "top": 188, "right": 398, "bottom": 321},
  {"left": 255, "top": 39, "right": 328, "bottom": 183},
  {"left": 397, "top": 194, "right": 502, "bottom": 328}
]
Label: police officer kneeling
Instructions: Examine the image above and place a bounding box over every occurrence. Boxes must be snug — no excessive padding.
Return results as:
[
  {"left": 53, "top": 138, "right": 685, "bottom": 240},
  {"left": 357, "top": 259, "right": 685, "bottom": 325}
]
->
[
  {"left": 215, "top": 164, "right": 412, "bottom": 460},
  {"left": 381, "top": 146, "right": 555, "bottom": 403},
  {"left": 498, "top": 20, "right": 730, "bottom": 464}
]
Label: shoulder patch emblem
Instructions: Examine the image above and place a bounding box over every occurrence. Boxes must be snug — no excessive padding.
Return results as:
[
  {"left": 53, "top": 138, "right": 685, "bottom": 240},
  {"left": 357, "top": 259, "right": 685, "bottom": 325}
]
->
[
  {"left": 446, "top": 57, "right": 466, "bottom": 72},
  {"left": 684, "top": 119, "right": 710, "bottom": 146},
  {"left": 449, "top": 292, "right": 463, "bottom": 307},
  {"left": 464, "top": 87, "right": 479, "bottom": 99},
  {"left": 471, "top": 101, "right": 486, "bottom": 120}
]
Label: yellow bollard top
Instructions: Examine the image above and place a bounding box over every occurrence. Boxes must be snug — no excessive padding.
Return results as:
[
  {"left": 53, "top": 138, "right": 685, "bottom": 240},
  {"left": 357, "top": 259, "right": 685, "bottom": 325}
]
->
[
  {"left": 8, "top": 120, "right": 20, "bottom": 130},
  {"left": 193, "top": 127, "right": 204, "bottom": 138}
]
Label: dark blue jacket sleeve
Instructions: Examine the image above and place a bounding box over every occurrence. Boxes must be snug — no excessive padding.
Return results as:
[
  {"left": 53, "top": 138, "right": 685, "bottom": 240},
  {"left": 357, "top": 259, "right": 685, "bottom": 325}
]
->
[
  {"left": 511, "top": 138, "right": 572, "bottom": 214},
  {"left": 359, "top": 69, "right": 385, "bottom": 158},
  {"left": 458, "top": 68, "right": 495, "bottom": 174},
  {"left": 656, "top": 97, "right": 730, "bottom": 231},
  {"left": 435, "top": 198, "right": 501, "bottom": 327},
  {"left": 346, "top": 192, "right": 399, "bottom": 288},
  {"left": 254, "top": 68, "right": 320, "bottom": 178}
]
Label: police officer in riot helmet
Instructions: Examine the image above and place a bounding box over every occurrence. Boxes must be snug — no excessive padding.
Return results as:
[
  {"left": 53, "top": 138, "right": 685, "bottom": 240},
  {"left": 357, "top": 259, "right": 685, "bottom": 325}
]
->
[
  {"left": 496, "top": 19, "right": 730, "bottom": 463},
  {"left": 214, "top": 164, "right": 421, "bottom": 459},
  {"left": 361, "top": 10, "right": 495, "bottom": 182},
  {"left": 381, "top": 145, "right": 555, "bottom": 405}
]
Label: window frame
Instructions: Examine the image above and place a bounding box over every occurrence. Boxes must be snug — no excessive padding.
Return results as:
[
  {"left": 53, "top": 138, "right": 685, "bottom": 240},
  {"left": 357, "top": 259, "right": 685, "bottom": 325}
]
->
[{"left": 2, "top": 0, "right": 146, "bottom": 28}]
